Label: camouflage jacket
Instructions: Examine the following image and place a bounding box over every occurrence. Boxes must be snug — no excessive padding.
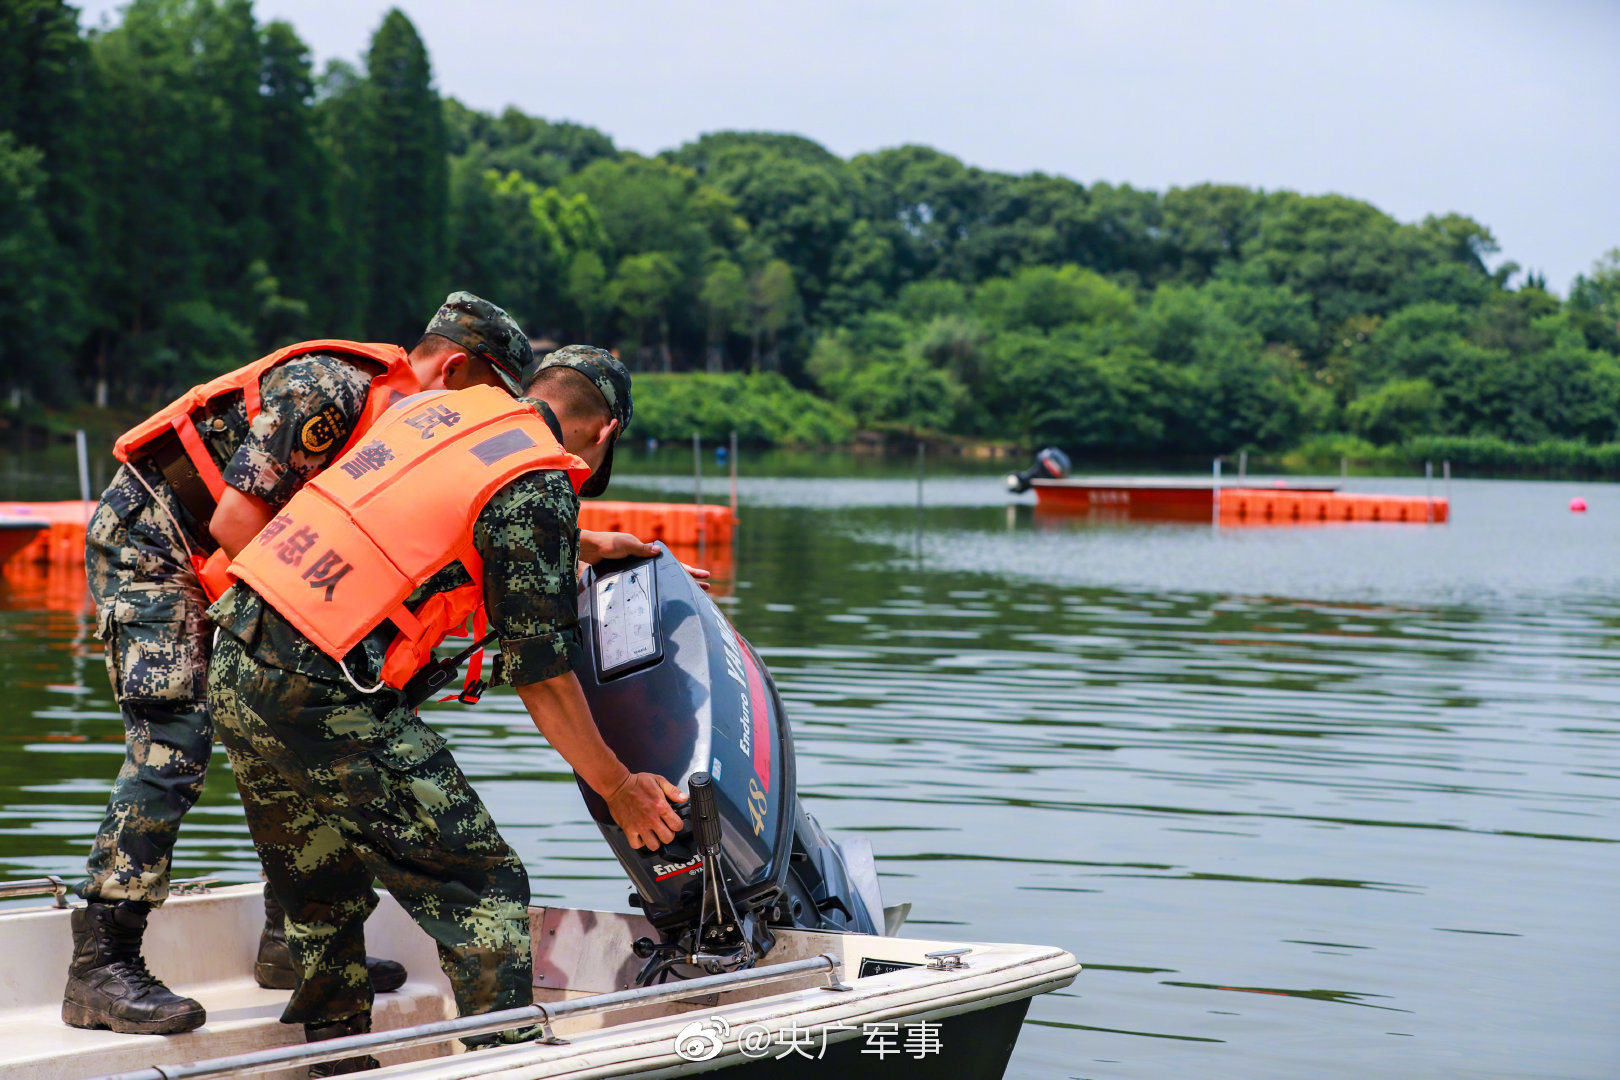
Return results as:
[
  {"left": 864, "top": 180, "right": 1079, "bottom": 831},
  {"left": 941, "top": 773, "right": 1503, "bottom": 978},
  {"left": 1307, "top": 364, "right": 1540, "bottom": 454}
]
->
[
  {"left": 99, "top": 354, "right": 377, "bottom": 562},
  {"left": 209, "top": 400, "right": 583, "bottom": 690}
]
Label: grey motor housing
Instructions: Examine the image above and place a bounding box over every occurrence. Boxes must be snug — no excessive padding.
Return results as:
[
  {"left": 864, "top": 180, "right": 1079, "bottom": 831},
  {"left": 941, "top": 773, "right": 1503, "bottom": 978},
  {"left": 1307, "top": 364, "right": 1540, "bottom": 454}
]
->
[{"left": 571, "top": 548, "right": 884, "bottom": 972}]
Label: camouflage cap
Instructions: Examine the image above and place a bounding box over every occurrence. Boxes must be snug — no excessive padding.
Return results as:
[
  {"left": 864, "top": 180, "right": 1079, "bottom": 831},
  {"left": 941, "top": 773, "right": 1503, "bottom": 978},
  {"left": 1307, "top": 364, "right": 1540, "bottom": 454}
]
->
[
  {"left": 532, "top": 345, "right": 633, "bottom": 498},
  {"left": 423, "top": 292, "right": 534, "bottom": 397}
]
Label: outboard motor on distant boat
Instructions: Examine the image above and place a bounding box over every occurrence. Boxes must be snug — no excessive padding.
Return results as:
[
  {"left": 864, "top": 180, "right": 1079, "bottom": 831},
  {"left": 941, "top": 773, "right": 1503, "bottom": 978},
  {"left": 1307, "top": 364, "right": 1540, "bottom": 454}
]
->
[
  {"left": 572, "top": 548, "right": 889, "bottom": 985},
  {"left": 1005, "top": 447, "right": 1072, "bottom": 494}
]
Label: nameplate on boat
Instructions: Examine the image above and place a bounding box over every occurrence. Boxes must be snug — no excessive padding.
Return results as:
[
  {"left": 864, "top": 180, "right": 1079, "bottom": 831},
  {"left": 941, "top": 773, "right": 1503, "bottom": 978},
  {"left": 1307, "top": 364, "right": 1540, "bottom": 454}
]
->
[{"left": 858, "top": 958, "right": 922, "bottom": 978}]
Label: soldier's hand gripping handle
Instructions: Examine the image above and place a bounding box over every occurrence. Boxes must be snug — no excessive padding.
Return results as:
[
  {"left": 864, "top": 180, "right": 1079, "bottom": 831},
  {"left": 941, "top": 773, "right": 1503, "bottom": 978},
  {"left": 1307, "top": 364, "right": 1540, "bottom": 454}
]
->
[{"left": 606, "top": 772, "right": 687, "bottom": 851}]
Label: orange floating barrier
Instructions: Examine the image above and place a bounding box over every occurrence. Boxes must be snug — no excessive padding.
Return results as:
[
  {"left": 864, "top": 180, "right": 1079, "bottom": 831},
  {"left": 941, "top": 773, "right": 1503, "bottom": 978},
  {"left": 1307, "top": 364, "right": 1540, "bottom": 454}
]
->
[
  {"left": 0, "top": 501, "right": 95, "bottom": 566},
  {"left": 1218, "top": 489, "right": 1446, "bottom": 527},
  {"left": 0, "top": 557, "right": 92, "bottom": 613},
  {"left": 577, "top": 501, "right": 736, "bottom": 546},
  {"left": 0, "top": 498, "right": 737, "bottom": 574}
]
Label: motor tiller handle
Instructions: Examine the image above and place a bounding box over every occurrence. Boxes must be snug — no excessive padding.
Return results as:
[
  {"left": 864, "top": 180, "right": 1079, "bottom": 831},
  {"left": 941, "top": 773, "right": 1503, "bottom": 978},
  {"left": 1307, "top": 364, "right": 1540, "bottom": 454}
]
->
[{"left": 688, "top": 772, "right": 722, "bottom": 854}]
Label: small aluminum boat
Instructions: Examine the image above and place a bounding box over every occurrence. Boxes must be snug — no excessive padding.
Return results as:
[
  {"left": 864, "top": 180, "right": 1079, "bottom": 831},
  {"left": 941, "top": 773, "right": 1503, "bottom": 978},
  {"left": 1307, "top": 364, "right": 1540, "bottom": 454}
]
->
[{"left": 0, "top": 879, "right": 1078, "bottom": 1079}]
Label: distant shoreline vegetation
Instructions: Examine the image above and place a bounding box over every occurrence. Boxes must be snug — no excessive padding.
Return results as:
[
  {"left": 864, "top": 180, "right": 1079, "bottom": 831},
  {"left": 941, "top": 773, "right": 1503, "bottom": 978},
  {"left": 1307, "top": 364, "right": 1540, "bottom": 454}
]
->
[
  {"left": 2, "top": 2, "right": 1618, "bottom": 474},
  {"left": 624, "top": 372, "right": 1620, "bottom": 477}
]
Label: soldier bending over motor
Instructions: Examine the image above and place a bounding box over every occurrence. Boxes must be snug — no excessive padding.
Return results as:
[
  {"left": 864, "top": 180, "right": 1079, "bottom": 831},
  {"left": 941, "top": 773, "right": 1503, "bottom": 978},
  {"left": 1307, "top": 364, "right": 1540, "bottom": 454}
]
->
[
  {"left": 204, "top": 346, "right": 684, "bottom": 1072},
  {"left": 72, "top": 295, "right": 537, "bottom": 1034}
]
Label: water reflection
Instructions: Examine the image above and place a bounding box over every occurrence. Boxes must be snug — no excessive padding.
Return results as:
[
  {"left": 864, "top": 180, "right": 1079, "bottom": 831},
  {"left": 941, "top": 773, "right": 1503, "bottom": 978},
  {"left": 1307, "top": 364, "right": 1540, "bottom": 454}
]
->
[{"left": 0, "top": 471, "right": 1616, "bottom": 1077}]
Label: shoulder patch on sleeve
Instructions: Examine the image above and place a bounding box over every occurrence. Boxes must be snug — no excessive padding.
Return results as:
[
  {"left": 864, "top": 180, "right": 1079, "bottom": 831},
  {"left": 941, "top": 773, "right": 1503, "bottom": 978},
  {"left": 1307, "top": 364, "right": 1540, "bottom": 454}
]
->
[{"left": 300, "top": 404, "right": 348, "bottom": 453}]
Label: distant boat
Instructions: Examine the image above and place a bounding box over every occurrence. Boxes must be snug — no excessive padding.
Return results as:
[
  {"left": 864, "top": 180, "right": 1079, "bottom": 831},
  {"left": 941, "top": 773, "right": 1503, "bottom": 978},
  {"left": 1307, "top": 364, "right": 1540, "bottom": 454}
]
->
[
  {"left": 1024, "top": 478, "right": 1448, "bottom": 526},
  {"left": 1028, "top": 476, "right": 1340, "bottom": 522}
]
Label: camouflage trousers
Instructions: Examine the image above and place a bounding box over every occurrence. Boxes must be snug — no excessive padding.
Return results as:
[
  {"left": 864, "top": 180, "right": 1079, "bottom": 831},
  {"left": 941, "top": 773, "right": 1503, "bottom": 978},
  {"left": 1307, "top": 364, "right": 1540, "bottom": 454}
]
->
[
  {"left": 79, "top": 482, "right": 215, "bottom": 905},
  {"left": 207, "top": 631, "right": 537, "bottom": 1035}
]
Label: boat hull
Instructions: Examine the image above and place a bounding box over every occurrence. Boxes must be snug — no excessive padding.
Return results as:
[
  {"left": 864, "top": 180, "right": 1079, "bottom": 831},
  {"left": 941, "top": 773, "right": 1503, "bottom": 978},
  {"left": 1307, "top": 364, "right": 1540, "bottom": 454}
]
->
[
  {"left": 1032, "top": 479, "right": 1225, "bottom": 521},
  {"left": 689, "top": 998, "right": 1030, "bottom": 1077}
]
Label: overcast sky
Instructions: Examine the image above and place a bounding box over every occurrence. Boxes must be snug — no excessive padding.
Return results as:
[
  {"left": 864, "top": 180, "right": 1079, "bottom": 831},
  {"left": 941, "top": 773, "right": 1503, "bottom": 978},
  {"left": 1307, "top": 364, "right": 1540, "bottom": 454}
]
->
[{"left": 79, "top": 0, "right": 1620, "bottom": 293}]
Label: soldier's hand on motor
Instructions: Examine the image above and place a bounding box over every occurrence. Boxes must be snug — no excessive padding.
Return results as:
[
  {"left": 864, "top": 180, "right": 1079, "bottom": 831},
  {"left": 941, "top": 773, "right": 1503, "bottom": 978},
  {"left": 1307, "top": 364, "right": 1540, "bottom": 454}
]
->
[
  {"left": 583, "top": 531, "right": 658, "bottom": 562},
  {"left": 607, "top": 772, "right": 688, "bottom": 850},
  {"left": 577, "top": 532, "right": 712, "bottom": 590}
]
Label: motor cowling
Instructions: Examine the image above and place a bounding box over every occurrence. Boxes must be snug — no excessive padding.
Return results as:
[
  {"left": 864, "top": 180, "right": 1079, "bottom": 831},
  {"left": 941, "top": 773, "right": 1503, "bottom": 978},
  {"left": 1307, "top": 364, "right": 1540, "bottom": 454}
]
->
[
  {"left": 571, "top": 550, "right": 790, "bottom": 931},
  {"left": 571, "top": 548, "right": 884, "bottom": 981},
  {"left": 1006, "top": 446, "right": 1072, "bottom": 493}
]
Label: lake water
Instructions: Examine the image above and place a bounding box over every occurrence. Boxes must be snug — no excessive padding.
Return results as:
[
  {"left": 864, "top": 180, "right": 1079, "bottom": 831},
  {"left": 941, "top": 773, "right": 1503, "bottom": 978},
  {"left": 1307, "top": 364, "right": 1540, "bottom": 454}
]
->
[{"left": 1, "top": 454, "right": 1616, "bottom": 1079}]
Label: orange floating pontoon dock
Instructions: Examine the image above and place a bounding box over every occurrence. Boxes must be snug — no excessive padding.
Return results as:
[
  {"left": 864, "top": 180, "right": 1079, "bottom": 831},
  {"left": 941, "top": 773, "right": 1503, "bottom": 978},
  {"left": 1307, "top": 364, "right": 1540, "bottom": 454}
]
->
[
  {"left": 577, "top": 501, "right": 736, "bottom": 546},
  {"left": 0, "top": 500, "right": 735, "bottom": 572},
  {"left": 0, "top": 501, "right": 95, "bottom": 566},
  {"left": 1030, "top": 479, "right": 1448, "bottom": 525}
]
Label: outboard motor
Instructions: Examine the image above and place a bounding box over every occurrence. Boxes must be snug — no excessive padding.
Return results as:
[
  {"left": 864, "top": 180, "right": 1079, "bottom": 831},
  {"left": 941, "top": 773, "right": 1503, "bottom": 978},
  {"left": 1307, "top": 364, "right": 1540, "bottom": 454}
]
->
[
  {"left": 1005, "top": 446, "right": 1071, "bottom": 493},
  {"left": 572, "top": 548, "right": 888, "bottom": 985}
]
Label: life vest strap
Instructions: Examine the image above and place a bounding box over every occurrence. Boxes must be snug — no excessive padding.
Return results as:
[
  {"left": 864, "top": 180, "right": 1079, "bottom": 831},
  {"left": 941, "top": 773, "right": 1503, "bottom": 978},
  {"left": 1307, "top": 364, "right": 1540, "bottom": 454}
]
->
[
  {"left": 242, "top": 373, "right": 262, "bottom": 420},
  {"left": 144, "top": 427, "right": 220, "bottom": 527},
  {"left": 171, "top": 414, "right": 227, "bottom": 503},
  {"left": 389, "top": 602, "right": 426, "bottom": 643},
  {"left": 440, "top": 606, "right": 489, "bottom": 704}
]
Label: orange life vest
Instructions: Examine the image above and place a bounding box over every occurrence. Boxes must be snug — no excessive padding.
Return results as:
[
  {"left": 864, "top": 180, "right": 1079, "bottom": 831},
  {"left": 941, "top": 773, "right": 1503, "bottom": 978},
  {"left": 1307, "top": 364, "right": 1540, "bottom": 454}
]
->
[
  {"left": 113, "top": 340, "right": 422, "bottom": 601},
  {"left": 229, "top": 385, "right": 590, "bottom": 694}
]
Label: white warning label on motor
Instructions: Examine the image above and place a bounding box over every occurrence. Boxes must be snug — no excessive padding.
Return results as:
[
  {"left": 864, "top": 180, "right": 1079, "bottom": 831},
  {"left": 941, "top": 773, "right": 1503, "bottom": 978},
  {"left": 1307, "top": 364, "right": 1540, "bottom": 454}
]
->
[{"left": 596, "top": 568, "right": 657, "bottom": 672}]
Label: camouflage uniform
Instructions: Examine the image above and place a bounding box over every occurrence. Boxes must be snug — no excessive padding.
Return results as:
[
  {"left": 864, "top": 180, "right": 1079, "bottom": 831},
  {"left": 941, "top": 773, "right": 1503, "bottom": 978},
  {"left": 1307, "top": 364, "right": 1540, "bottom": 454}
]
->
[
  {"left": 205, "top": 401, "right": 581, "bottom": 1035},
  {"left": 79, "top": 356, "right": 375, "bottom": 904}
]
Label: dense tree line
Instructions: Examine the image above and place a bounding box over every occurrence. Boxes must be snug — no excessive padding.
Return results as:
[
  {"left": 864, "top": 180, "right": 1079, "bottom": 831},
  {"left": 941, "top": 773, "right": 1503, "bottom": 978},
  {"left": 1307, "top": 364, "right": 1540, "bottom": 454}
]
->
[{"left": 3, "top": 0, "right": 1618, "bottom": 457}]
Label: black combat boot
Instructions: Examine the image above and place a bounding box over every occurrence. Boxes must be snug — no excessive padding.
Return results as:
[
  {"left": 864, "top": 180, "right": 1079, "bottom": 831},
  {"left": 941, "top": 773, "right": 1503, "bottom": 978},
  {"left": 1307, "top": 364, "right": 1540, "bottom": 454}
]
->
[
  {"left": 306, "top": 1013, "right": 379, "bottom": 1077},
  {"left": 256, "top": 884, "right": 408, "bottom": 993},
  {"left": 62, "top": 900, "right": 207, "bottom": 1034}
]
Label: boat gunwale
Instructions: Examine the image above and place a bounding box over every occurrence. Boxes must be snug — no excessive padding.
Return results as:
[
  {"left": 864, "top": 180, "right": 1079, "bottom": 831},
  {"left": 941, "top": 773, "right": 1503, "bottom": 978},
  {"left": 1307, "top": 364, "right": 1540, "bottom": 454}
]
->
[{"left": 369, "top": 945, "right": 1080, "bottom": 1080}]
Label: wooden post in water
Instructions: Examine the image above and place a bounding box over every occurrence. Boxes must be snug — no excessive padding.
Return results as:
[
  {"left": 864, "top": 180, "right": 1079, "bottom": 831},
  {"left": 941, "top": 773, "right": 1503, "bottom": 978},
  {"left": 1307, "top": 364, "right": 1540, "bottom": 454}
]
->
[
  {"left": 74, "top": 430, "right": 90, "bottom": 526},
  {"left": 1212, "top": 456, "right": 1222, "bottom": 528},
  {"left": 1425, "top": 460, "right": 1434, "bottom": 523},
  {"left": 1238, "top": 449, "right": 1247, "bottom": 482},
  {"left": 1443, "top": 460, "right": 1451, "bottom": 515},
  {"left": 728, "top": 430, "right": 738, "bottom": 522},
  {"left": 916, "top": 439, "right": 925, "bottom": 514},
  {"left": 916, "top": 439, "right": 925, "bottom": 563},
  {"left": 693, "top": 433, "right": 703, "bottom": 545}
]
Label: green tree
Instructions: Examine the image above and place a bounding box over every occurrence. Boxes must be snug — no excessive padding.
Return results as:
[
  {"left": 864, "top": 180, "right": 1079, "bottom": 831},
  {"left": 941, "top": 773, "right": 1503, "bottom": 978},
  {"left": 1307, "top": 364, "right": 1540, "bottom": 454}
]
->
[
  {"left": 1569, "top": 249, "right": 1620, "bottom": 353},
  {"left": 190, "top": 0, "right": 268, "bottom": 327},
  {"left": 608, "top": 252, "right": 681, "bottom": 370},
  {"left": 672, "top": 133, "right": 859, "bottom": 315},
  {"left": 564, "top": 250, "right": 608, "bottom": 341},
  {"left": 88, "top": 0, "right": 211, "bottom": 402},
  {"left": 447, "top": 167, "right": 560, "bottom": 327},
  {"left": 0, "top": 134, "right": 67, "bottom": 404},
  {"left": 1346, "top": 377, "right": 1441, "bottom": 445},
  {"left": 895, "top": 279, "right": 968, "bottom": 323},
  {"left": 699, "top": 259, "right": 747, "bottom": 371},
  {"left": 0, "top": 0, "right": 93, "bottom": 353},
  {"left": 257, "top": 19, "right": 335, "bottom": 341},
  {"left": 976, "top": 265, "right": 1136, "bottom": 333},
  {"left": 312, "top": 58, "right": 372, "bottom": 336},
  {"left": 361, "top": 8, "right": 446, "bottom": 341},
  {"left": 1160, "top": 184, "right": 1264, "bottom": 280},
  {"left": 747, "top": 259, "right": 798, "bottom": 371}
]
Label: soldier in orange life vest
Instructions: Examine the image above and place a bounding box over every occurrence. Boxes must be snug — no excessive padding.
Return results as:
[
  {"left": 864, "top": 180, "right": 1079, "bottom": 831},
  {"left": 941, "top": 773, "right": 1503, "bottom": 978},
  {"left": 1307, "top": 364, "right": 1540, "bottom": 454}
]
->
[
  {"left": 66, "top": 294, "right": 531, "bottom": 1037},
  {"left": 205, "top": 347, "right": 684, "bottom": 1066}
]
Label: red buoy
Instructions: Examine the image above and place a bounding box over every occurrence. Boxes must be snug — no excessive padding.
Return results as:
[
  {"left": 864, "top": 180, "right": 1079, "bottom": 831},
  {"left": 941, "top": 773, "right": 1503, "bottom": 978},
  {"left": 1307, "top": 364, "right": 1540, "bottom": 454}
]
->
[{"left": 1570, "top": 497, "right": 1588, "bottom": 513}]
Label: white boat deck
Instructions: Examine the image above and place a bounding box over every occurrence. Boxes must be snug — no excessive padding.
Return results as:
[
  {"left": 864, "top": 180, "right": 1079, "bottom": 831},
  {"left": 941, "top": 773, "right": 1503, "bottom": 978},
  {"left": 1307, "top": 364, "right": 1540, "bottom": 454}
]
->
[
  {"left": 1, "top": 884, "right": 1079, "bottom": 1080},
  {"left": 1, "top": 886, "right": 457, "bottom": 1080}
]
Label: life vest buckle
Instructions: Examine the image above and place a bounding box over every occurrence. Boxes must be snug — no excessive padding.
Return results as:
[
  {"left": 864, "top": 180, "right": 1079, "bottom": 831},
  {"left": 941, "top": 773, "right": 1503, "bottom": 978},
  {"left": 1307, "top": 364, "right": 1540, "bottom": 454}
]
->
[{"left": 453, "top": 679, "right": 487, "bottom": 705}]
